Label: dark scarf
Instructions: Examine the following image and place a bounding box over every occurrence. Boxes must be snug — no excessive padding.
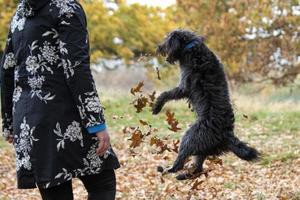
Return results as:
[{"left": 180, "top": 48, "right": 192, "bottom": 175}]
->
[{"left": 20, "top": 0, "right": 50, "bottom": 17}]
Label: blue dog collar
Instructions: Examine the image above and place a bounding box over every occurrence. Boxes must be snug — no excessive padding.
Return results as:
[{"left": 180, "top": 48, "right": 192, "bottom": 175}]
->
[{"left": 184, "top": 39, "right": 199, "bottom": 51}]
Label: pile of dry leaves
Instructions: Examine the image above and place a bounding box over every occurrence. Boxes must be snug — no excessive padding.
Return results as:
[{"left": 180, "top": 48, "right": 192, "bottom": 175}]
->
[{"left": 0, "top": 79, "right": 299, "bottom": 199}]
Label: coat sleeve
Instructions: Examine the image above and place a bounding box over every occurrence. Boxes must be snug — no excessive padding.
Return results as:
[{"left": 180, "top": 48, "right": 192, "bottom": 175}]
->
[
  {"left": 1, "top": 30, "right": 16, "bottom": 139},
  {"left": 57, "top": 3, "right": 106, "bottom": 131}
]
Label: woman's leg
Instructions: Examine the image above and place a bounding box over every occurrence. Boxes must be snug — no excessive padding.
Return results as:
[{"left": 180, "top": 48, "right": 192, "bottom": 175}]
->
[
  {"left": 38, "top": 180, "right": 74, "bottom": 200},
  {"left": 79, "top": 169, "right": 116, "bottom": 200}
]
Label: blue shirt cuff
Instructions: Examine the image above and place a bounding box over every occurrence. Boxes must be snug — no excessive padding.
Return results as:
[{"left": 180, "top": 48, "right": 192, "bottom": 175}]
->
[{"left": 87, "top": 123, "right": 107, "bottom": 134}]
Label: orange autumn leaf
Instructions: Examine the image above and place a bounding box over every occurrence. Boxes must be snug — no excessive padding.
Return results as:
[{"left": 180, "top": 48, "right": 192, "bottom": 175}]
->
[
  {"left": 150, "top": 137, "right": 171, "bottom": 154},
  {"left": 166, "top": 110, "right": 182, "bottom": 132},
  {"left": 130, "top": 81, "right": 144, "bottom": 96},
  {"left": 131, "top": 95, "right": 148, "bottom": 113},
  {"left": 155, "top": 67, "right": 161, "bottom": 80},
  {"left": 190, "top": 179, "right": 204, "bottom": 190},
  {"left": 148, "top": 91, "right": 156, "bottom": 108},
  {"left": 139, "top": 120, "right": 148, "bottom": 126},
  {"left": 208, "top": 156, "right": 223, "bottom": 166},
  {"left": 171, "top": 140, "right": 180, "bottom": 153},
  {"left": 129, "top": 129, "right": 143, "bottom": 148}
]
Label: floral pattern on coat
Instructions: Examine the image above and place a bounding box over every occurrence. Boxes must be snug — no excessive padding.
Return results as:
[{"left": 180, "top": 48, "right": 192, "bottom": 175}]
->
[
  {"left": 54, "top": 121, "right": 84, "bottom": 151},
  {"left": 14, "top": 117, "right": 39, "bottom": 171},
  {"left": 0, "top": 0, "right": 119, "bottom": 189}
]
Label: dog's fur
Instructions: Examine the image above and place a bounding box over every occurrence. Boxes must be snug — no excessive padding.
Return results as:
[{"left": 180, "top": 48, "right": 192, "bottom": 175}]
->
[{"left": 153, "top": 29, "right": 259, "bottom": 180}]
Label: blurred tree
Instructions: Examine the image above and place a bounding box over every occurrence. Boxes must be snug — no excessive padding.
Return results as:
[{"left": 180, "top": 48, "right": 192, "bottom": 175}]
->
[
  {"left": 113, "top": 2, "right": 176, "bottom": 60},
  {"left": 176, "top": 0, "right": 300, "bottom": 85},
  {"left": 0, "top": 0, "right": 17, "bottom": 52},
  {"left": 1, "top": 0, "right": 298, "bottom": 85},
  {"left": 82, "top": 0, "right": 176, "bottom": 61},
  {"left": 81, "top": 0, "right": 121, "bottom": 62}
]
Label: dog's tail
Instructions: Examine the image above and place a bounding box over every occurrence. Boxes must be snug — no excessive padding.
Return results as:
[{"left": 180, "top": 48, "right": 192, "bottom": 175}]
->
[{"left": 228, "top": 136, "right": 260, "bottom": 161}]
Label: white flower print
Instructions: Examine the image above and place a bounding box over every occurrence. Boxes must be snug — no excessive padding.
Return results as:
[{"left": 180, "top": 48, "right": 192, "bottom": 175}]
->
[
  {"left": 27, "top": 75, "right": 55, "bottom": 103},
  {"left": 39, "top": 41, "right": 59, "bottom": 65},
  {"left": 85, "top": 96, "right": 102, "bottom": 113},
  {"left": 3, "top": 52, "right": 16, "bottom": 69},
  {"left": 59, "top": 40, "right": 68, "bottom": 55},
  {"left": 13, "top": 85, "right": 23, "bottom": 113},
  {"left": 14, "top": 117, "right": 39, "bottom": 171},
  {"left": 28, "top": 75, "right": 45, "bottom": 91},
  {"left": 24, "top": 41, "right": 56, "bottom": 103},
  {"left": 14, "top": 66, "right": 20, "bottom": 83},
  {"left": 42, "top": 29, "right": 68, "bottom": 57},
  {"left": 11, "top": 2, "right": 26, "bottom": 33},
  {"left": 27, "top": 40, "right": 54, "bottom": 74},
  {"left": 58, "top": 59, "right": 80, "bottom": 79},
  {"left": 53, "top": 141, "right": 105, "bottom": 184},
  {"left": 50, "top": 0, "right": 80, "bottom": 18},
  {"left": 13, "top": 86, "right": 23, "bottom": 103},
  {"left": 25, "top": 55, "right": 40, "bottom": 73},
  {"left": 54, "top": 168, "right": 73, "bottom": 181},
  {"left": 54, "top": 121, "right": 84, "bottom": 151},
  {"left": 2, "top": 113, "right": 13, "bottom": 138},
  {"left": 42, "top": 28, "right": 59, "bottom": 39},
  {"left": 77, "top": 90, "right": 105, "bottom": 127},
  {"left": 85, "top": 143, "right": 103, "bottom": 168},
  {"left": 66, "top": 121, "right": 83, "bottom": 142}
]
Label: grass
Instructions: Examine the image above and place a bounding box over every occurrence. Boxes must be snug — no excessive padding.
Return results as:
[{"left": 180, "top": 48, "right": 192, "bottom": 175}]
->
[
  {"left": 0, "top": 86, "right": 299, "bottom": 199},
  {"left": 1, "top": 90, "right": 299, "bottom": 164}
]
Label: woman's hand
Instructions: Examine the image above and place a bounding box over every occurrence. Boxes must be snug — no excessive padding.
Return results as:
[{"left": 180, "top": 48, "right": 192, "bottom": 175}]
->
[{"left": 96, "top": 130, "right": 110, "bottom": 156}]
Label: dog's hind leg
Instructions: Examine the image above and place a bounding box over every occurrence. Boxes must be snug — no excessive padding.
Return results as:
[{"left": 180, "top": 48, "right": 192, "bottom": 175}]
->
[
  {"left": 176, "top": 154, "right": 206, "bottom": 180},
  {"left": 194, "top": 154, "right": 206, "bottom": 172},
  {"left": 168, "top": 127, "right": 196, "bottom": 173}
]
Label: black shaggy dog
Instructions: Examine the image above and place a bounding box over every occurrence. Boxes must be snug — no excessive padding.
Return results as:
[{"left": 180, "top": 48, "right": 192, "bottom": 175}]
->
[{"left": 152, "top": 29, "right": 259, "bottom": 180}]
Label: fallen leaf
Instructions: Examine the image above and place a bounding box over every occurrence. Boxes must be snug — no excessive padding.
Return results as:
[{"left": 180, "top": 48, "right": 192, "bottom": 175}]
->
[{"left": 191, "top": 179, "right": 204, "bottom": 190}]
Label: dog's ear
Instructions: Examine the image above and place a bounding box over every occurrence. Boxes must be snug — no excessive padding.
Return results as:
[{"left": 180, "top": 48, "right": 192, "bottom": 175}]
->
[
  {"left": 166, "top": 36, "right": 181, "bottom": 64},
  {"left": 168, "top": 37, "right": 180, "bottom": 55},
  {"left": 156, "top": 44, "right": 166, "bottom": 56}
]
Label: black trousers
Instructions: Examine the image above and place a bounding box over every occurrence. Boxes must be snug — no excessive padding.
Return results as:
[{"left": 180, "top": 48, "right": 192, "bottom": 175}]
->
[{"left": 38, "top": 169, "right": 116, "bottom": 200}]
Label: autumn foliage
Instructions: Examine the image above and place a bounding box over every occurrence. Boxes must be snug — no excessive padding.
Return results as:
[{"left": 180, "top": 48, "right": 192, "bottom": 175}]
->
[{"left": 1, "top": 0, "right": 299, "bottom": 84}]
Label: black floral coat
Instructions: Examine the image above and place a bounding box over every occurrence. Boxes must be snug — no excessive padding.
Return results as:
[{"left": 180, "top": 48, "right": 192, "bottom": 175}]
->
[{"left": 0, "top": 0, "right": 120, "bottom": 189}]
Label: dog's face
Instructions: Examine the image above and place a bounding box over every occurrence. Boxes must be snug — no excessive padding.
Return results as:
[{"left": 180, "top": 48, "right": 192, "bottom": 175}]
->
[{"left": 157, "top": 29, "right": 204, "bottom": 64}]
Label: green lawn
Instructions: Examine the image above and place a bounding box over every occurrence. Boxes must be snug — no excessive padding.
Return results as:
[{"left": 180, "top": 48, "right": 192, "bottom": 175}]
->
[
  {"left": 1, "top": 92, "right": 299, "bottom": 200},
  {"left": 1, "top": 94, "right": 300, "bottom": 164}
]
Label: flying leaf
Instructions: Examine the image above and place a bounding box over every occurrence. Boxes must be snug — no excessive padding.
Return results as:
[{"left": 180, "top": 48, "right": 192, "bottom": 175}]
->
[
  {"left": 139, "top": 120, "right": 148, "bottom": 126},
  {"left": 130, "top": 81, "right": 144, "bottom": 96},
  {"left": 150, "top": 137, "right": 171, "bottom": 154},
  {"left": 155, "top": 67, "right": 161, "bottom": 80},
  {"left": 171, "top": 140, "right": 180, "bottom": 153},
  {"left": 129, "top": 129, "right": 143, "bottom": 148},
  {"left": 148, "top": 91, "right": 156, "bottom": 107},
  {"left": 166, "top": 110, "right": 182, "bottom": 132},
  {"left": 132, "top": 95, "right": 149, "bottom": 113}
]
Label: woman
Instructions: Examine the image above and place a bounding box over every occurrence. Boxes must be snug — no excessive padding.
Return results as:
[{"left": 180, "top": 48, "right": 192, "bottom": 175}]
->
[{"left": 1, "top": 0, "right": 120, "bottom": 199}]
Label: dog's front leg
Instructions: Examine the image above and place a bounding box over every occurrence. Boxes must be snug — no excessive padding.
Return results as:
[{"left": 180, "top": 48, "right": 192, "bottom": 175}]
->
[{"left": 152, "top": 87, "right": 186, "bottom": 114}]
